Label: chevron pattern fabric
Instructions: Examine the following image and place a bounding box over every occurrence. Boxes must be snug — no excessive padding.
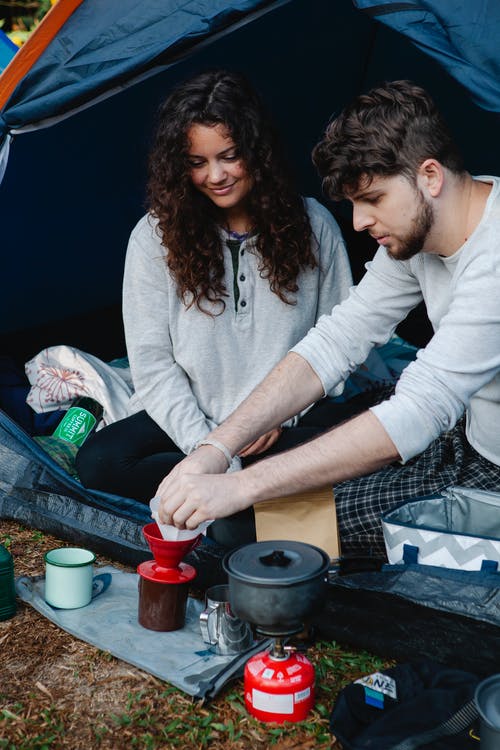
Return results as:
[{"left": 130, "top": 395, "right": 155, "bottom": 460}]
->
[{"left": 383, "top": 522, "right": 500, "bottom": 571}]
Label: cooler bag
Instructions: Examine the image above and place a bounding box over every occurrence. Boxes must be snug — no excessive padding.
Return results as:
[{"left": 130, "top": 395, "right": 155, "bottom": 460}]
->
[{"left": 382, "top": 486, "right": 500, "bottom": 571}]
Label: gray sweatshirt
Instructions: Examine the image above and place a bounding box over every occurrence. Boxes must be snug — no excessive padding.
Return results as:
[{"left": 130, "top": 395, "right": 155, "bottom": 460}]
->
[
  {"left": 123, "top": 197, "right": 353, "bottom": 456},
  {"left": 292, "top": 176, "right": 500, "bottom": 466}
]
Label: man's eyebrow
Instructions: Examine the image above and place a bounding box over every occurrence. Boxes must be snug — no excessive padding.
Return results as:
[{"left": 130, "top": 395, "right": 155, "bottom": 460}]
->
[{"left": 350, "top": 188, "right": 383, "bottom": 201}]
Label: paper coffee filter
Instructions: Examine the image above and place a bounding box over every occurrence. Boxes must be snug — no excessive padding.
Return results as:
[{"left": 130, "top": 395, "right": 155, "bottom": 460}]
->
[{"left": 149, "top": 497, "right": 212, "bottom": 541}]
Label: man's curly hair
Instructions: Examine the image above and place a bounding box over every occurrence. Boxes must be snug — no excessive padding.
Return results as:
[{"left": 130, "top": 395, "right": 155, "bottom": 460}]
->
[
  {"left": 313, "top": 80, "right": 464, "bottom": 201},
  {"left": 147, "top": 69, "right": 316, "bottom": 314}
]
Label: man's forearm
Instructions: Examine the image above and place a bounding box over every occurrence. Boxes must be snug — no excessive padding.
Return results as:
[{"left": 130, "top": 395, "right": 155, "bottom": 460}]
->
[
  {"left": 210, "top": 352, "right": 325, "bottom": 457},
  {"left": 238, "top": 410, "right": 401, "bottom": 504},
  {"left": 156, "top": 408, "right": 401, "bottom": 530}
]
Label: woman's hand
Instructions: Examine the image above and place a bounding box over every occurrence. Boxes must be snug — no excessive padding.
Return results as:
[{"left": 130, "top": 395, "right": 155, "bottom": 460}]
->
[{"left": 238, "top": 427, "right": 282, "bottom": 457}]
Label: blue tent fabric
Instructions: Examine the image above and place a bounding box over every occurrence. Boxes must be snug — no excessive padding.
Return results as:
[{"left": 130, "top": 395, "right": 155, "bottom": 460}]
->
[
  {"left": 2, "top": 0, "right": 500, "bottom": 146},
  {"left": 0, "top": 30, "right": 17, "bottom": 74},
  {"left": 0, "top": 0, "right": 287, "bottom": 141},
  {"left": 354, "top": 0, "right": 500, "bottom": 112}
]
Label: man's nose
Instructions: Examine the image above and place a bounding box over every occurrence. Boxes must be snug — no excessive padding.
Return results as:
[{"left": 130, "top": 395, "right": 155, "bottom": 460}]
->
[{"left": 352, "top": 204, "right": 375, "bottom": 232}]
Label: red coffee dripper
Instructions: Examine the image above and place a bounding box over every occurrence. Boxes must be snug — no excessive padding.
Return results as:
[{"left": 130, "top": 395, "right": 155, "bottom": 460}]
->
[
  {"left": 142, "top": 522, "right": 201, "bottom": 568},
  {"left": 137, "top": 523, "right": 201, "bottom": 631}
]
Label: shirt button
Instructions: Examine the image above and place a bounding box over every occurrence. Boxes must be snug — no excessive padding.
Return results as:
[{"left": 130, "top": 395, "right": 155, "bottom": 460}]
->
[
  {"left": 240, "top": 249, "right": 245, "bottom": 256},
  {"left": 239, "top": 274, "right": 246, "bottom": 282},
  {"left": 240, "top": 300, "right": 247, "bottom": 308}
]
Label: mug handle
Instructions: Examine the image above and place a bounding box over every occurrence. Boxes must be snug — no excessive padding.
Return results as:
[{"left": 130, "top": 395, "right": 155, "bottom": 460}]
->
[
  {"left": 92, "top": 572, "right": 112, "bottom": 599},
  {"left": 200, "top": 606, "right": 218, "bottom": 645}
]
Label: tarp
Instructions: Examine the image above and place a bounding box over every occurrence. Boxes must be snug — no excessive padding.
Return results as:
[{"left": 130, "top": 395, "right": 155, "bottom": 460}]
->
[
  {"left": 315, "top": 561, "right": 500, "bottom": 677},
  {"left": 0, "top": 408, "right": 151, "bottom": 563},
  {"left": 16, "top": 569, "right": 273, "bottom": 699}
]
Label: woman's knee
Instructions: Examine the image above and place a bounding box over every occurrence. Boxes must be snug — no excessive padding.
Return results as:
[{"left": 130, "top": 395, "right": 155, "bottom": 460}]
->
[{"left": 75, "top": 429, "right": 124, "bottom": 487}]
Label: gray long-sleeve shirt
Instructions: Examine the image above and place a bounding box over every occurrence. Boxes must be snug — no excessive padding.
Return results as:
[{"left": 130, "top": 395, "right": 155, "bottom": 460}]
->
[
  {"left": 123, "top": 197, "right": 353, "bottom": 456},
  {"left": 293, "top": 176, "right": 500, "bottom": 466}
]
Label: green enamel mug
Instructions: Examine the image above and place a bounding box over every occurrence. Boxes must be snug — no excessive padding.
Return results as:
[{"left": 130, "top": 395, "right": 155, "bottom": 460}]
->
[{"left": 44, "top": 547, "right": 96, "bottom": 609}]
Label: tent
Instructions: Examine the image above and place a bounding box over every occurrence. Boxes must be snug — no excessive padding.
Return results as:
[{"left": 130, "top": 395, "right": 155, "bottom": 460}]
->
[
  {"left": 0, "top": 30, "right": 17, "bottom": 74},
  {"left": 0, "top": 0, "right": 499, "bottom": 562}
]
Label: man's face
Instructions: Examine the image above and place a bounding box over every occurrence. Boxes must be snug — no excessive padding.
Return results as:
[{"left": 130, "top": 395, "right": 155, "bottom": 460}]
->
[{"left": 347, "top": 174, "right": 435, "bottom": 261}]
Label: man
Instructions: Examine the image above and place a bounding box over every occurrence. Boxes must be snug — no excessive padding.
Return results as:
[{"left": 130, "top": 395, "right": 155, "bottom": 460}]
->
[{"left": 155, "top": 80, "right": 500, "bottom": 557}]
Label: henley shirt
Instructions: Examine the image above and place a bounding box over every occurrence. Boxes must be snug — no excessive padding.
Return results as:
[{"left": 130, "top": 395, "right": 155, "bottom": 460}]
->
[{"left": 123, "top": 197, "right": 353, "bottom": 456}]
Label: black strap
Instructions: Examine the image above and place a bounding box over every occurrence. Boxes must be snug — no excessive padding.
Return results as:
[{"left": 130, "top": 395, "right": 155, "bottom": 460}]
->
[
  {"left": 356, "top": 2, "right": 422, "bottom": 18},
  {"left": 392, "top": 699, "right": 479, "bottom": 750}
]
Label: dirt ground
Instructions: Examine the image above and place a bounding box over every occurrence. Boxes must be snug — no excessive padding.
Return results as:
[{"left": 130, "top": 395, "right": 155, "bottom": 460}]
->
[
  {"left": 0, "top": 521, "right": 170, "bottom": 747},
  {"left": 1, "top": 520, "right": 383, "bottom": 749}
]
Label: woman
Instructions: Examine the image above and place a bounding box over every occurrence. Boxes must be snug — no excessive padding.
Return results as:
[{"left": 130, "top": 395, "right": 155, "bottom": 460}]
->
[{"left": 76, "top": 69, "right": 353, "bottom": 546}]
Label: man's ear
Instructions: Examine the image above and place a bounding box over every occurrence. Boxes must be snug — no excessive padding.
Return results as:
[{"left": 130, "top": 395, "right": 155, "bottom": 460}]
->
[{"left": 417, "top": 158, "right": 444, "bottom": 197}]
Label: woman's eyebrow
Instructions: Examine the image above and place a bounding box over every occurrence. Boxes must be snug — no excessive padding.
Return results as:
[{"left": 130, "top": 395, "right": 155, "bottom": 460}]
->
[{"left": 188, "top": 145, "right": 236, "bottom": 158}]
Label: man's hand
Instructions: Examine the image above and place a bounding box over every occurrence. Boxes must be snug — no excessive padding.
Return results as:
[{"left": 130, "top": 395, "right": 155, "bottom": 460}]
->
[
  {"left": 155, "top": 444, "right": 228, "bottom": 502},
  {"left": 157, "top": 471, "right": 249, "bottom": 529},
  {"left": 238, "top": 427, "right": 282, "bottom": 457}
]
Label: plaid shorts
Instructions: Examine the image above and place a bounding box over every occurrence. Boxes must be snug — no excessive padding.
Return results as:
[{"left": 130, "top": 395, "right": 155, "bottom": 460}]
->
[{"left": 335, "top": 416, "right": 500, "bottom": 557}]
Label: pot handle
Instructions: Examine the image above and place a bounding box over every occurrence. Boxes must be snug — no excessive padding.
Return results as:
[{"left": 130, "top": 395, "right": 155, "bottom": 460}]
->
[{"left": 258, "top": 549, "right": 292, "bottom": 567}]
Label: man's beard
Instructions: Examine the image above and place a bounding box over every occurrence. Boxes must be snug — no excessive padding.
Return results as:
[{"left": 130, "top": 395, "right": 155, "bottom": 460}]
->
[{"left": 387, "top": 191, "right": 435, "bottom": 261}]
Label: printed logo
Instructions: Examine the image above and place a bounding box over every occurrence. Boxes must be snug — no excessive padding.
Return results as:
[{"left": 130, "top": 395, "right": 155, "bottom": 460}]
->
[
  {"left": 53, "top": 408, "right": 97, "bottom": 447},
  {"left": 355, "top": 672, "right": 397, "bottom": 699}
]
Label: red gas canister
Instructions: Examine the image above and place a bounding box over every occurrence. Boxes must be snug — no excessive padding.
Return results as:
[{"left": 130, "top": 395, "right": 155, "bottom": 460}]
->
[{"left": 244, "top": 646, "right": 315, "bottom": 723}]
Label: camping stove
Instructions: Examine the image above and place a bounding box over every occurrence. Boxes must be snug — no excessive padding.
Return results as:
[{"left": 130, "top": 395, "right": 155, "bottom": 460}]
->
[
  {"left": 244, "top": 625, "right": 315, "bottom": 723},
  {"left": 222, "top": 540, "right": 330, "bottom": 725}
]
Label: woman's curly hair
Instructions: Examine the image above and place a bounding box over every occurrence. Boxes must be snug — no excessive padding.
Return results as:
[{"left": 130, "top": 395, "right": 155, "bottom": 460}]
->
[{"left": 147, "top": 69, "right": 316, "bottom": 314}]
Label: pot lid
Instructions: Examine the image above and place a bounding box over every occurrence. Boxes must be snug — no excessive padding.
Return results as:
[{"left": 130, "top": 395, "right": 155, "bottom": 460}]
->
[
  {"left": 224, "top": 540, "right": 329, "bottom": 586},
  {"left": 137, "top": 560, "right": 196, "bottom": 584}
]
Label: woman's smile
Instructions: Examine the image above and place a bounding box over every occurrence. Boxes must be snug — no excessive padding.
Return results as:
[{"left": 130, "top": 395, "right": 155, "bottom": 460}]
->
[{"left": 209, "top": 182, "right": 238, "bottom": 195}]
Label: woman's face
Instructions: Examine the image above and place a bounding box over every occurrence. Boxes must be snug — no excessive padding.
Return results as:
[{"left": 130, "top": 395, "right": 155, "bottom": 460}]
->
[{"left": 187, "top": 123, "right": 253, "bottom": 220}]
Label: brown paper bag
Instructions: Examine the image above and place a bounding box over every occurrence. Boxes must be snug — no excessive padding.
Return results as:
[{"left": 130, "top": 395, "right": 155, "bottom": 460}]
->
[{"left": 254, "top": 486, "right": 340, "bottom": 560}]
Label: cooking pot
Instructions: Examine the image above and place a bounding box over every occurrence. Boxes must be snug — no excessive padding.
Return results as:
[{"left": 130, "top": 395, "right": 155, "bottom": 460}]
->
[
  {"left": 223, "top": 540, "right": 329, "bottom": 633},
  {"left": 475, "top": 674, "right": 500, "bottom": 750}
]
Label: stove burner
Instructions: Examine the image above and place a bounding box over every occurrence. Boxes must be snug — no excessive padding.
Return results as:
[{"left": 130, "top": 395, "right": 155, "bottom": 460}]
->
[{"left": 255, "top": 623, "right": 304, "bottom": 638}]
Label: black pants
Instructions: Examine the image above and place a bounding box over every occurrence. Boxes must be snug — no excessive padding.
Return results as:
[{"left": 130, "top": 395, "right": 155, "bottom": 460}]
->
[{"left": 76, "top": 393, "right": 375, "bottom": 548}]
